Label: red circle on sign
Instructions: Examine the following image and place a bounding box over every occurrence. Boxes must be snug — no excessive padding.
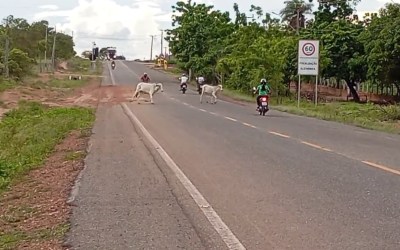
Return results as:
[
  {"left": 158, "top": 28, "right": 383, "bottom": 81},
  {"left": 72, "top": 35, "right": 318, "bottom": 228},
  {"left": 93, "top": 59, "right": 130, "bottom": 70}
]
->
[{"left": 302, "top": 43, "right": 315, "bottom": 56}]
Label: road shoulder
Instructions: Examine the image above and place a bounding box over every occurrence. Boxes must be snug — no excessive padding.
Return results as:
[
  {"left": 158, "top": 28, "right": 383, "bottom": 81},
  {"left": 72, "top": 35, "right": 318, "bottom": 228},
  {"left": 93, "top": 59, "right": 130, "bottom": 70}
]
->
[{"left": 65, "top": 104, "right": 212, "bottom": 249}]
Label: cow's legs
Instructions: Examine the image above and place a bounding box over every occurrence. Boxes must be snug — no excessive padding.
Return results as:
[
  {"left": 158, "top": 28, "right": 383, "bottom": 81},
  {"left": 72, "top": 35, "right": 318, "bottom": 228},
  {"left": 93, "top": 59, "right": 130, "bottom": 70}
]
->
[
  {"left": 200, "top": 92, "right": 204, "bottom": 104},
  {"left": 212, "top": 92, "right": 218, "bottom": 104},
  {"left": 149, "top": 92, "right": 154, "bottom": 104}
]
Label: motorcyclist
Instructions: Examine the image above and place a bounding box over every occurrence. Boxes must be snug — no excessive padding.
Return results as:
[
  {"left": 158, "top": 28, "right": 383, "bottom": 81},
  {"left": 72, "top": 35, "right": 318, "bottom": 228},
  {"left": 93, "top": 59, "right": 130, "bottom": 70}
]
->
[
  {"left": 111, "top": 60, "right": 115, "bottom": 68},
  {"left": 196, "top": 75, "right": 205, "bottom": 93},
  {"left": 255, "top": 78, "right": 271, "bottom": 110},
  {"left": 179, "top": 73, "right": 188, "bottom": 90},
  {"left": 140, "top": 72, "right": 150, "bottom": 82}
]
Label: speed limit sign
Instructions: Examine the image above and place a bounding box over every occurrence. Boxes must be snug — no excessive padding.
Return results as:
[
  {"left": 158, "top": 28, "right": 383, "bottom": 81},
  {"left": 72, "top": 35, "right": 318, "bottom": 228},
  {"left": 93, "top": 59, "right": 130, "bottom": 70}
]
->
[
  {"left": 302, "top": 43, "right": 315, "bottom": 56},
  {"left": 298, "top": 40, "right": 319, "bottom": 76}
]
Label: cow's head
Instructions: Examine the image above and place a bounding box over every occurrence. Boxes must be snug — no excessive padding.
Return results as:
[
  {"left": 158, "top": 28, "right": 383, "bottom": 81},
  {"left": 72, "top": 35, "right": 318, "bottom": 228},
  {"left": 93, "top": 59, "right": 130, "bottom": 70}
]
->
[
  {"left": 218, "top": 84, "right": 223, "bottom": 92},
  {"left": 154, "top": 83, "right": 164, "bottom": 93}
]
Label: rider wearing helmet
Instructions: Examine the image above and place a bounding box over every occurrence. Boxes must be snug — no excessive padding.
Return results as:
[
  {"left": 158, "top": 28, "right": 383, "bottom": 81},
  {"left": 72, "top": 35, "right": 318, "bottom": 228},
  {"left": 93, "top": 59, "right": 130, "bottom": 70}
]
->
[
  {"left": 179, "top": 73, "right": 189, "bottom": 89},
  {"left": 255, "top": 78, "right": 271, "bottom": 110},
  {"left": 140, "top": 72, "right": 150, "bottom": 82}
]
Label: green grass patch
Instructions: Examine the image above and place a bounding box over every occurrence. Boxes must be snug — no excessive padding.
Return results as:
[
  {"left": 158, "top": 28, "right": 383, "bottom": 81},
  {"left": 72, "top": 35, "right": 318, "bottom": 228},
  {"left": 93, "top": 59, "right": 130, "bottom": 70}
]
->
[
  {"left": 29, "top": 76, "right": 94, "bottom": 90},
  {"left": 221, "top": 88, "right": 400, "bottom": 134},
  {"left": 0, "top": 100, "right": 95, "bottom": 191},
  {"left": 0, "top": 223, "right": 70, "bottom": 249},
  {"left": 67, "top": 57, "right": 103, "bottom": 75},
  {"left": 0, "top": 79, "right": 17, "bottom": 93}
]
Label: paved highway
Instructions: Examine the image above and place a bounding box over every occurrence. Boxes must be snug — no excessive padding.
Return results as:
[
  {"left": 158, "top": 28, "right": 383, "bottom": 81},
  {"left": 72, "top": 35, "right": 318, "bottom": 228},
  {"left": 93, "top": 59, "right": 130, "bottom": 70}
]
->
[{"left": 68, "top": 60, "right": 400, "bottom": 249}]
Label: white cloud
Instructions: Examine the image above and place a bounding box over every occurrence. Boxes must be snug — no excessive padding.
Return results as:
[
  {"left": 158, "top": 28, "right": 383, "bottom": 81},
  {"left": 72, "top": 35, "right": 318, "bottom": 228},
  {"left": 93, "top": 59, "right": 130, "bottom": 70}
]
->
[
  {"left": 33, "top": 0, "right": 173, "bottom": 60},
  {"left": 39, "top": 5, "right": 59, "bottom": 11}
]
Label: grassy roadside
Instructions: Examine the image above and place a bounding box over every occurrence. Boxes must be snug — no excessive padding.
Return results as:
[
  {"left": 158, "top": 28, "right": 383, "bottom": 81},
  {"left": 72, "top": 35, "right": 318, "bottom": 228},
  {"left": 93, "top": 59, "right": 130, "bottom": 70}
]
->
[
  {"left": 66, "top": 57, "right": 103, "bottom": 76},
  {"left": 0, "top": 79, "right": 17, "bottom": 93},
  {"left": 0, "top": 101, "right": 95, "bottom": 190},
  {"left": 0, "top": 63, "right": 98, "bottom": 249},
  {"left": 158, "top": 66, "right": 400, "bottom": 134}
]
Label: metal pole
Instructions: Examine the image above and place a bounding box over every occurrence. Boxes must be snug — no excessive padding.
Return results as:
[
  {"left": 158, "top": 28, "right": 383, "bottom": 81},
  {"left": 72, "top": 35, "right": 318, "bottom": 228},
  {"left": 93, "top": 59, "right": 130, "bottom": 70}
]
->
[
  {"left": 315, "top": 75, "right": 318, "bottom": 106},
  {"left": 297, "top": 75, "right": 301, "bottom": 108},
  {"left": 44, "top": 25, "right": 48, "bottom": 71},
  {"left": 51, "top": 26, "right": 57, "bottom": 73},
  {"left": 160, "top": 30, "right": 163, "bottom": 56},
  {"left": 150, "top": 35, "right": 154, "bottom": 60}
]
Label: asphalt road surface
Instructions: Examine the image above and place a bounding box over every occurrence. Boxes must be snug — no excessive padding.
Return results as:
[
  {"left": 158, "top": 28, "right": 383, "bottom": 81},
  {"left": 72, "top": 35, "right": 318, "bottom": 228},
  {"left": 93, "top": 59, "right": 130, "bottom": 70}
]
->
[{"left": 67, "top": 60, "right": 400, "bottom": 250}]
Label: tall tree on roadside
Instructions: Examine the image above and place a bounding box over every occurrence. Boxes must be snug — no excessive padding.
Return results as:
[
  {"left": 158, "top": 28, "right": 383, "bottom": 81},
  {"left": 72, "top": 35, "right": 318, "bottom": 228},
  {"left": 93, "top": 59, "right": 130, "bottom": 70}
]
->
[{"left": 280, "top": 0, "right": 314, "bottom": 33}]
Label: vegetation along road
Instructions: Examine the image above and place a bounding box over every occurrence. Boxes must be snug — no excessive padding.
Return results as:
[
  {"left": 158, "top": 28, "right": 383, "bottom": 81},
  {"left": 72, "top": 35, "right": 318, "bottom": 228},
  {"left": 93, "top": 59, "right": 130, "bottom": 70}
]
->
[{"left": 1, "top": 0, "right": 400, "bottom": 249}]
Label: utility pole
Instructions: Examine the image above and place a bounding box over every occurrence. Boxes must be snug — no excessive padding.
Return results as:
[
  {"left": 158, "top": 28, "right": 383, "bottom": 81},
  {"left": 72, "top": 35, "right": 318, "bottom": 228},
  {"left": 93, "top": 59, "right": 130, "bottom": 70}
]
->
[
  {"left": 51, "top": 26, "right": 57, "bottom": 73},
  {"left": 4, "top": 18, "right": 10, "bottom": 78},
  {"left": 4, "top": 37, "right": 9, "bottom": 78},
  {"left": 150, "top": 35, "right": 155, "bottom": 61},
  {"left": 164, "top": 47, "right": 167, "bottom": 57},
  {"left": 160, "top": 29, "right": 163, "bottom": 56},
  {"left": 296, "top": 6, "right": 300, "bottom": 35},
  {"left": 44, "top": 24, "right": 48, "bottom": 72}
]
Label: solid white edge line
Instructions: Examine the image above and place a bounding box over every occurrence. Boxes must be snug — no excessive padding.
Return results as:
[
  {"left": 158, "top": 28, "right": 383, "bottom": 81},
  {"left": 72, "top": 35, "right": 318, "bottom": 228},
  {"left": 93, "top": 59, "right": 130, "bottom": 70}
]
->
[{"left": 121, "top": 103, "right": 246, "bottom": 250}]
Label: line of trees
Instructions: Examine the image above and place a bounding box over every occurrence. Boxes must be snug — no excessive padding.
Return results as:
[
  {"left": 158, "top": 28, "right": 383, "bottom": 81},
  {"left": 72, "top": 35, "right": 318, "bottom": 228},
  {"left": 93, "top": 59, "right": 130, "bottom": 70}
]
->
[
  {"left": 165, "top": 0, "right": 400, "bottom": 102},
  {"left": 0, "top": 15, "right": 75, "bottom": 79}
]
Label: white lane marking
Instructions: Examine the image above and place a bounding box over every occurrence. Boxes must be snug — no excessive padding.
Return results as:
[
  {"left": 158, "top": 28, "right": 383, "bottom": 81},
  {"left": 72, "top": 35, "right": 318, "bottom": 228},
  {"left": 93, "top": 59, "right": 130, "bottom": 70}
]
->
[
  {"left": 225, "top": 116, "right": 237, "bottom": 122},
  {"left": 209, "top": 112, "right": 218, "bottom": 116},
  {"left": 242, "top": 122, "right": 257, "bottom": 129},
  {"left": 362, "top": 161, "right": 400, "bottom": 176},
  {"left": 199, "top": 108, "right": 207, "bottom": 112},
  {"left": 300, "top": 141, "right": 333, "bottom": 152},
  {"left": 121, "top": 104, "right": 246, "bottom": 250},
  {"left": 269, "top": 131, "right": 290, "bottom": 138},
  {"left": 183, "top": 102, "right": 189, "bottom": 106},
  {"left": 120, "top": 61, "right": 140, "bottom": 77}
]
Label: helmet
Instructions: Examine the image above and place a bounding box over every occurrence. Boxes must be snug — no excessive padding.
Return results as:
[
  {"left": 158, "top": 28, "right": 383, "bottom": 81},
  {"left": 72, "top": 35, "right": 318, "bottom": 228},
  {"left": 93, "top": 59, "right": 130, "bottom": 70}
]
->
[
  {"left": 144, "top": 72, "right": 147, "bottom": 76},
  {"left": 260, "top": 78, "right": 267, "bottom": 84},
  {"left": 182, "top": 73, "right": 186, "bottom": 76}
]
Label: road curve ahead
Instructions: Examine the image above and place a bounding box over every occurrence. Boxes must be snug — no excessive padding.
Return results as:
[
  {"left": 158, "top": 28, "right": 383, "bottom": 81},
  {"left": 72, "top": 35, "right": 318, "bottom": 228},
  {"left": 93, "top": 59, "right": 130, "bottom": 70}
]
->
[{"left": 114, "top": 60, "right": 400, "bottom": 249}]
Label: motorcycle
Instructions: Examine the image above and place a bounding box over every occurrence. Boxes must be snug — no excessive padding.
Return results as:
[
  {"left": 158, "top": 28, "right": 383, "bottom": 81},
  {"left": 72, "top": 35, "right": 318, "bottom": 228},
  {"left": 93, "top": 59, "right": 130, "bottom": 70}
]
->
[
  {"left": 181, "top": 83, "right": 187, "bottom": 94},
  {"left": 257, "top": 95, "right": 269, "bottom": 116},
  {"left": 111, "top": 63, "right": 115, "bottom": 70},
  {"left": 196, "top": 77, "right": 205, "bottom": 94}
]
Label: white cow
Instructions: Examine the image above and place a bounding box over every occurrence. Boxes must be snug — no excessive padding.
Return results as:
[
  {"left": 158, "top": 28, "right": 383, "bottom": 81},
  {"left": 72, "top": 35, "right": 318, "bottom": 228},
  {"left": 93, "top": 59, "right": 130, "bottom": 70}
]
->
[
  {"left": 131, "top": 82, "right": 164, "bottom": 104},
  {"left": 200, "top": 84, "right": 223, "bottom": 104}
]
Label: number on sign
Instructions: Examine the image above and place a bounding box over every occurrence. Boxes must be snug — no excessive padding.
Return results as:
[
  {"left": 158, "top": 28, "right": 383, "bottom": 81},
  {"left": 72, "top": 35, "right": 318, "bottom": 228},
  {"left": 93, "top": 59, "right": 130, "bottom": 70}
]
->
[{"left": 302, "top": 43, "right": 315, "bottom": 56}]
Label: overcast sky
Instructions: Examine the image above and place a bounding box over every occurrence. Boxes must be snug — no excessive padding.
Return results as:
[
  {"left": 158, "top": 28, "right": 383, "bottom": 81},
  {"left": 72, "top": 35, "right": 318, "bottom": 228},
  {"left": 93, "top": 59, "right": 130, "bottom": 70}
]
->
[{"left": 2, "top": 0, "right": 399, "bottom": 59}]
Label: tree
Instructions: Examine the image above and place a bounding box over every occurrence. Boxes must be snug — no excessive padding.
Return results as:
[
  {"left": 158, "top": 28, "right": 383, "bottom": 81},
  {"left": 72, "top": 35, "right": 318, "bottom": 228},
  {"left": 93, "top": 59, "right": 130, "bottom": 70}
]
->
[
  {"left": 165, "top": 1, "right": 234, "bottom": 79},
  {"left": 280, "top": 0, "right": 314, "bottom": 33},
  {"left": 0, "top": 15, "right": 76, "bottom": 79},
  {"left": 360, "top": 3, "right": 400, "bottom": 96}
]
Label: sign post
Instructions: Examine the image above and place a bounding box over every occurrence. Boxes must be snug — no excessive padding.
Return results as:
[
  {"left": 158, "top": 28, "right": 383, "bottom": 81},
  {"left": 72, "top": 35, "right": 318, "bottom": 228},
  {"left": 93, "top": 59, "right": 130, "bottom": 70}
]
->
[{"left": 297, "top": 40, "right": 320, "bottom": 107}]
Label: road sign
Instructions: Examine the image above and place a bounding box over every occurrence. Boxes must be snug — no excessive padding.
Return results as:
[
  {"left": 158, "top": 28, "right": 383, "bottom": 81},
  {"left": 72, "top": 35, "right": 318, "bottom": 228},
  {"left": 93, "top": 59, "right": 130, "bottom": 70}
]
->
[{"left": 298, "top": 40, "right": 319, "bottom": 76}]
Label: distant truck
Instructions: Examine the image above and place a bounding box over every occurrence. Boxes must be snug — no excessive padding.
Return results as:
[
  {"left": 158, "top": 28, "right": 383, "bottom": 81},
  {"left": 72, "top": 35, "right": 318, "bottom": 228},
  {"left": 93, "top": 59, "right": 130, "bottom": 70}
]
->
[{"left": 106, "top": 47, "right": 117, "bottom": 60}]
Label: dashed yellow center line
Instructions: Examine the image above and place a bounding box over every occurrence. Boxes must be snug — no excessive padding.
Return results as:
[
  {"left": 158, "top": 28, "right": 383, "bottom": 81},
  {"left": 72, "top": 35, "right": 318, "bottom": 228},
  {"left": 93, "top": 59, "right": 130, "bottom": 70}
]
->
[
  {"left": 242, "top": 122, "right": 257, "bottom": 128},
  {"left": 362, "top": 161, "right": 400, "bottom": 176},
  {"left": 224, "top": 116, "right": 237, "bottom": 122},
  {"left": 269, "top": 131, "right": 290, "bottom": 138},
  {"left": 174, "top": 98, "right": 400, "bottom": 178}
]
